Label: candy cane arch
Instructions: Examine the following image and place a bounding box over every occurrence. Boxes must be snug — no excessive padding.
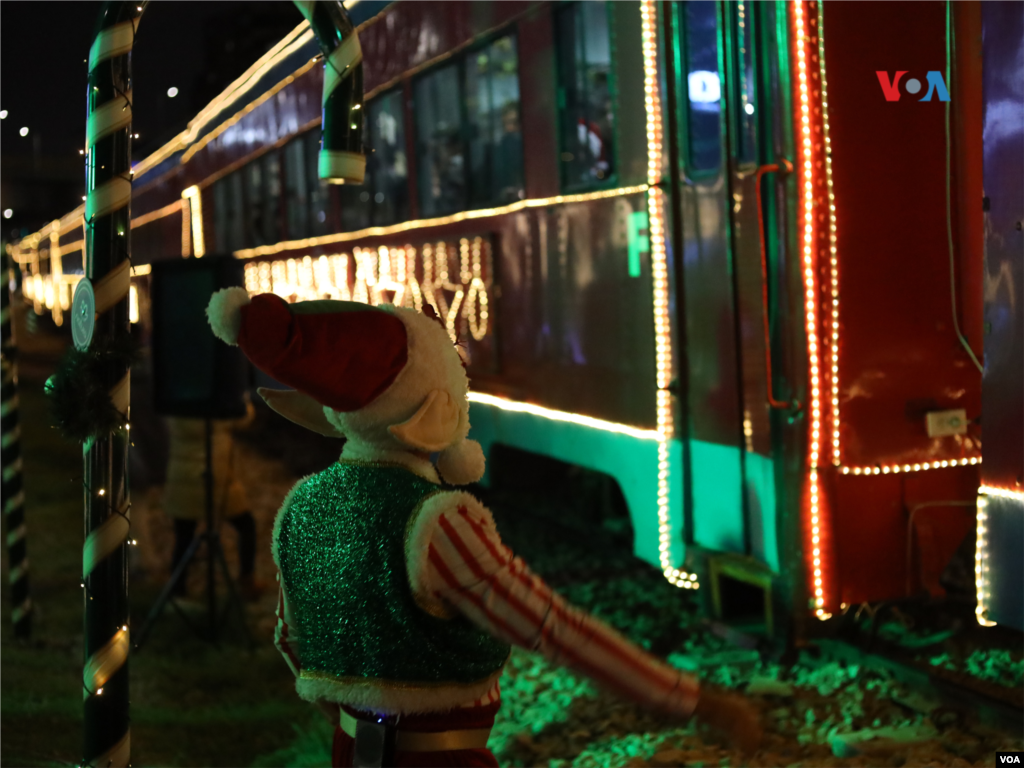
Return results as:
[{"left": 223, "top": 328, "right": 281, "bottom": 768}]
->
[
  {"left": 79, "top": 4, "right": 364, "bottom": 765},
  {"left": 2, "top": 252, "right": 31, "bottom": 639}
]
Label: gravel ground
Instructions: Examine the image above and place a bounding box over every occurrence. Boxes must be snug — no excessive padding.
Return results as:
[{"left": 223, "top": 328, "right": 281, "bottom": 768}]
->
[
  {"left": 127, "top": 409, "right": 1024, "bottom": 768},
  {"left": 478, "top": 481, "right": 1024, "bottom": 768}
]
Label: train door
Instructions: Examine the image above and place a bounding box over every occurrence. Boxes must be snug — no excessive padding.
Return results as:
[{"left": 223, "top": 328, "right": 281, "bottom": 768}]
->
[
  {"left": 721, "top": 0, "right": 798, "bottom": 573},
  {"left": 671, "top": 2, "right": 796, "bottom": 575},
  {"left": 670, "top": 2, "right": 747, "bottom": 560}
]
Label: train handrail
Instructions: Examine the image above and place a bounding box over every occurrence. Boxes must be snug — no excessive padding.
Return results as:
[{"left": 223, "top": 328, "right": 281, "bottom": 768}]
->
[{"left": 755, "top": 158, "right": 799, "bottom": 411}]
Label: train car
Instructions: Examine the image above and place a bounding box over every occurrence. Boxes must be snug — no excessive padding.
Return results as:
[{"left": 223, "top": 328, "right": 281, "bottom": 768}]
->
[{"left": 11, "top": 0, "right": 1020, "bottom": 635}]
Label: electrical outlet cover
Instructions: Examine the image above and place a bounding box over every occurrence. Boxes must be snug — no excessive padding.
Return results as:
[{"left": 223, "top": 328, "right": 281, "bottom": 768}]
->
[{"left": 925, "top": 409, "right": 968, "bottom": 438}]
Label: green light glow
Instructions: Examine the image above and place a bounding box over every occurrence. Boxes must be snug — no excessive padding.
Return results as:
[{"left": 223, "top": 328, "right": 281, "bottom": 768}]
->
[{"left": 627, "top": 211, "right": 649, "bottom": 278}]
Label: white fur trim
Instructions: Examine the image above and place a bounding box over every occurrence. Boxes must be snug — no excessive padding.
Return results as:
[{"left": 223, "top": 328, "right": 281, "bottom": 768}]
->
[
  {"left": 340, "top": 442, "right": 440, "bottom": 484},
  {"left": 206, "top": 287, "right": 251, "bottom": 346},
  {"left": 327, "top": 307, "right": 471, "bottom": 454},
  {"left": 437, "top": 438, "right": 485, "bottom": 486},
  {"left": 295, "top": 667, "right": 505, "bottom": 715},
  {"left": 271, "top": 473, "right": 316, "bottom": 570},
  {"left": 405, "top": 491, "right": 496, "bottom": 612}
]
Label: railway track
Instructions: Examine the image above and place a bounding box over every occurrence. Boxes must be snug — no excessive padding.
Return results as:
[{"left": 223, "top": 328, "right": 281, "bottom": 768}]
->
[{"left": 814, "top": 638, "right": 1023, "bottom": 734}]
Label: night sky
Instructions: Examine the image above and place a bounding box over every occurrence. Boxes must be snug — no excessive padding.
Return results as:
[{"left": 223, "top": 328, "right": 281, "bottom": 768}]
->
[{"left": 0, "top": 2, "right": 304, "bottom": 232}]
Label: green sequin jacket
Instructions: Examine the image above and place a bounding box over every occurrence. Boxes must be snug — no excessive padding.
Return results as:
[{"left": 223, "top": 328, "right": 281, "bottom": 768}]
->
[{"left": 272, "top": 457, "right": 510, "bottom": 714}]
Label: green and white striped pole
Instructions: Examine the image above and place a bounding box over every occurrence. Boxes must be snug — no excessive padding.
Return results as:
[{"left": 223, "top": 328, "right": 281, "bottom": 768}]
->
[
  {"left": 79, "top": 3, "right": 141, "bottom": 765},
  {"left": 74, "top": 2, "right": 363, "bottom": 764},
  {"left": 2, "top": 252, "right": 32, "bottom": 639},
  {"left": 294, "top": 0, "right": 366, "bottom": 183}
]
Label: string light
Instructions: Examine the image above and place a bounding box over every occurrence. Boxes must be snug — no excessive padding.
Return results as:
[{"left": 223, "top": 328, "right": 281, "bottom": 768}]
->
[
  {"left": 468, "top": 393, "right": 660, "bottom": 441},
  {"left": 975, "top": 485, "right": 1022, "bottom": 628},
  {"left": 794, "top": 0, "right": 829, "bottom": 620},
  {"left": 233, "top": 186, "right": 648, "bottom": 260},
  {"left": 181, "top": 186, "right": 205, "bottom": 257},
  {"left": 131, "top": 199, "right": 183, "bottom": 230},
  {"left": 840, "top": 456, "right": 981, "bottom": 475},
  {"left": 974, "top": 494, "right": 995, "bottom": 627},
  {"left": 132, "top": 20, "right": 318, "bottom": 178},
  {"left": 818, "top": 7, "right": 841, "bottom": 468},
  {"left": 129, "top": 284, "right": 139, "bottom": 324},
  {"left": 180, "top": 58, "right": 320, "bottom": 166},
  {"left": 49, "top": 221, "right": 64, "bottom": 327},
  {"left": 641, "top": 0, "right": 695, "bottom": 590},
  {"left": 244, "top": 237, "right": 494, "bottom": 343},
  {"left": 979, "top": 484, "right": 1024, "bottom": 503}
]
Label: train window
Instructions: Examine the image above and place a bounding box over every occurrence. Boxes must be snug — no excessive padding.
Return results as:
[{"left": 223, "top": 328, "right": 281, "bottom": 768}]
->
[
  {"left": 336, "top": 109, "right": 371, "bottom": 231},
  {"left": 245, "top": 152, "right": 282, "bottom": 246},
  {"left": 264, "top": 152, "right": 282, "bottom": 244},
  {"left": 734, "top": 1, "right": 757, "bottom": 164},
  {"left": 304, "top": 130, "right": 332, "bottom": 236},
  {"left": 339, "top": 183, "right": 370, "bottom": 232},
  {"left": 246, "top": 160, "right": 263, "bottom": 245},
  {"left": 367, "top": 89, "right": 409, "bottom": 226},
  {"left": 555, "top": 1, "right": 615, "bottom": 190},
  {"left": 284, "top": 137, "right": 309, "bottom": 238},
  {"left": 212, "top": 170, "right": 245, "bottom": 253},
  {"left": 681, "top": 1, "right": 722, "bottom": 175},
  {"left": 465, "top": 35, "right": 524, "bottom": 205},
  {"left": 416, "top": 62, "right": 465, "bottom": 217}
]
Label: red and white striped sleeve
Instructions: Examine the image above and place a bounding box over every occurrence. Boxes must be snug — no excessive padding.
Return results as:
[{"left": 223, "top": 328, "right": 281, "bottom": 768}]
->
[
  {"left": 419, "top": 498, "right": 700, "bottom": 718},
  {"left": 274, "top": 571, "right": 302, "bottom": 678}
]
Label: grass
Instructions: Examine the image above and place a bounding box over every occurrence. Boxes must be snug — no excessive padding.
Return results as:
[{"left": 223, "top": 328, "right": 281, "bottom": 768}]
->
[{"left": 0, "top": 319, "right": 322, "bottom": 768}]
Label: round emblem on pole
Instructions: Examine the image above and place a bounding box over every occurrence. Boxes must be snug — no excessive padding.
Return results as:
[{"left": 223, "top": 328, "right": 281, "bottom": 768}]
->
[{"left": 72, "top": 278, "right": 96, "bottom": 351}]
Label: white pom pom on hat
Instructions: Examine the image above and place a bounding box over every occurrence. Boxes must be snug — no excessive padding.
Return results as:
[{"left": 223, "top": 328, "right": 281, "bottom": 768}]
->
[
  {"left": 436, "top": 438, "right": 485, "bottom": 486},
  {"left": 206, "top": 287, "right": 251, "bottom": 346}
]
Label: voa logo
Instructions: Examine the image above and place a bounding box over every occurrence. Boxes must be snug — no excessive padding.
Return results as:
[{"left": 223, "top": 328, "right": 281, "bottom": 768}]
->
[
  {"left": 998, "top": 755, "right": 1022, "bottom": 764},
  {"left": 875, "top": 71, "right": 950, "bottom": 101}
]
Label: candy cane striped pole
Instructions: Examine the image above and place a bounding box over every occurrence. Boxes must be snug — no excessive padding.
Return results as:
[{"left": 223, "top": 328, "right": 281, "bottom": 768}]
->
[
  {"left": 1, "top": 251, "right": 32, "bottom": 639},
  {"left": 81, "top": 3, "right": 141, "bottom": 766},
  {"left": 74, "top": 3, "right": 361, "bottom": 764},
  {"left": 293, "top": 0, "right": 366, "bottom": 183}
]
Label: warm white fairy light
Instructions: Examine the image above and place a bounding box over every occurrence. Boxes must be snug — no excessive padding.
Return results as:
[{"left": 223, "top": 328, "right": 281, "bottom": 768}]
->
[
  {"left": 129, "top": 284, "right": 139, "bottom": 324},
  {"left": 243, "top": 237, "right": 494, "bottom": 343},
  {"left": 181, "top": 186, "right": 205, "bottom": 258},
  {"left": 975, "top": 485, "right": 1022, "bottom": 627},
  {"left": 469, "top": 390, "right": 695, "bottom": 587},
  {"left": 817, "top": 5, "right": 841, "bottom": 467},
  {"left": 793, "top": 1, "right": 829, "bottom": 620},
  {"left": 48, "top": 222, "right": 64, "bottom": 327},
  {"left": 974, "top": 494, "right": 995, "bottom": 626},
  {"left": 465, "top": 238, "right": 490, "bottom": 341},
  {"left": 180, "top": 196, "right": 192, "bottom": 258},
  {"left": 641, "top": 0, "right": 696, "bottom": 590},
  {"left": 468, "top": 393, "right": 660, "bottom": 441},
  {"left": 841, "top": 456, "right": 981, "bottom": 475},
  {"left": 979, "top": 484, "right": 1024, "bottom": 503},
  {"left": 234, "top": 185, "right": 648, "bottom": 261}
]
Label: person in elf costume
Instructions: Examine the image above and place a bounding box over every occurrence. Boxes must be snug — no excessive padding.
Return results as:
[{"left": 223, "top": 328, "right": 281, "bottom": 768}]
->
[{"left": 206, "top": 288, "right": 761, "bottom": 768}]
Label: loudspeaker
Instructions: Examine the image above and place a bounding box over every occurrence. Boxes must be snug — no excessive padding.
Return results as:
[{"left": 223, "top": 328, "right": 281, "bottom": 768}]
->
[{"left": 151, "top": 256, "right": 248, "bottom": 419}]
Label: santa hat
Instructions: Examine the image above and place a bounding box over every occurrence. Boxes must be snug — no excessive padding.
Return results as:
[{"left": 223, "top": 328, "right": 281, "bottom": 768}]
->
[
  {"left": 208, "top": 289, "right": 408, "bottom": 411},
  {"left": 206, "top": 287, "right": 485, "bottom": 484}
]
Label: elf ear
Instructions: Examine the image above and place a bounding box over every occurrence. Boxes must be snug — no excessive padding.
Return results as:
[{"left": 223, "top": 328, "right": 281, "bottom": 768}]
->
[
  {"left": 388, "top": 389, "right": 461, "bottom": 452},
  {"left": 257, "top": 387, "right": 344, "bottom": 438}
]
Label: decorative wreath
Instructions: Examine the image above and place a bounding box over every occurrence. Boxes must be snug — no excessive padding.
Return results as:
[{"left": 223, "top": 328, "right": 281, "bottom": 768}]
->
[{"left": 45, "top": 331, "right": 137, "bottom": 442}]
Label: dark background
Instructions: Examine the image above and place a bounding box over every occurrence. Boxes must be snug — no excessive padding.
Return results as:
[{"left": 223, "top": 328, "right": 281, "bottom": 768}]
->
[{"left": 0, "top": 1, "right": 305, "bottom": 240}]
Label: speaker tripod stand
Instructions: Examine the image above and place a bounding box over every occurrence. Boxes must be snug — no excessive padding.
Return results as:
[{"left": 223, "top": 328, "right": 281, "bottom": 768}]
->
[{"left": 134, "top": 418, "right": 252, "bottom": 652}]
